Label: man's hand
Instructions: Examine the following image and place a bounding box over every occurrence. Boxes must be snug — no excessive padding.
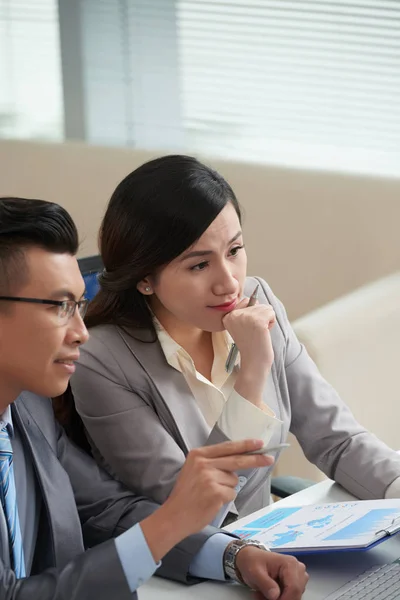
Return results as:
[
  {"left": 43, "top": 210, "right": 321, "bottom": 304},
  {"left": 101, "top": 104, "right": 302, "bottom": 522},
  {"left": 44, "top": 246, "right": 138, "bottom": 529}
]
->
[
  {"left": 141, "top": 439, "right": 274, "bottom": 562},
  {"left": 164, "top": 439, "right": 274, "bottom": 536},
  {"left": 235, "top": 546, "right": 309, "bottom": 600}
]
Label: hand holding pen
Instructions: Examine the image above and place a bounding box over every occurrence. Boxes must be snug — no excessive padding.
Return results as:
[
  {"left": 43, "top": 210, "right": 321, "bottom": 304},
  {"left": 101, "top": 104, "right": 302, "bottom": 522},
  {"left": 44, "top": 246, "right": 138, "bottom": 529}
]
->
[{"left": 222, "top": 282, "right": 276, "bottom": 407}]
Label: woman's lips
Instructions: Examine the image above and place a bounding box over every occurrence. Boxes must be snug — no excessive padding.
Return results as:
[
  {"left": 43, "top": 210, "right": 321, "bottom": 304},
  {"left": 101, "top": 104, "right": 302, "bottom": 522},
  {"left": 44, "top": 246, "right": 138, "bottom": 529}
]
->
[{"left": 208, "top": 299, "right": 237, "bottom": 312}]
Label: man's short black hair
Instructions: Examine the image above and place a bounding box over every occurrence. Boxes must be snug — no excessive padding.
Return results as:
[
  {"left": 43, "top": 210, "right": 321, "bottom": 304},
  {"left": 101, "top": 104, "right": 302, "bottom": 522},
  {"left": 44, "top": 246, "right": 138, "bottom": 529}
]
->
[{"left": 0, "top": 197, "right": 79, "bottom": 295}]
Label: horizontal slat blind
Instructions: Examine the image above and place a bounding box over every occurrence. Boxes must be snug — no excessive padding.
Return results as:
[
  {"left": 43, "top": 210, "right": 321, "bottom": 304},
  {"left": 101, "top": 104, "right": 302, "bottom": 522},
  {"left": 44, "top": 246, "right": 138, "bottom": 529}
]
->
[
  {"left": 177, "top": 0, "right": 400, "bottom": 174},
  {"left": 0, "top": 0, "right": 63, "bottom": 140},
  {"left": 2, "top": 1, "right": 398, "bottom": 175},
  {"left": 79, "top": 0, "right": 183, "bottom": 149}
]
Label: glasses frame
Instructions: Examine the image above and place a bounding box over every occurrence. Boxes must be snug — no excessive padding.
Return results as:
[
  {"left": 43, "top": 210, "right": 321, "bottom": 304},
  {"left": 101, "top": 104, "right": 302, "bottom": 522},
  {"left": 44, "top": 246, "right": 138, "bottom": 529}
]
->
[{"left": 0, "top": 296, "right": 88, "bottom": 320}]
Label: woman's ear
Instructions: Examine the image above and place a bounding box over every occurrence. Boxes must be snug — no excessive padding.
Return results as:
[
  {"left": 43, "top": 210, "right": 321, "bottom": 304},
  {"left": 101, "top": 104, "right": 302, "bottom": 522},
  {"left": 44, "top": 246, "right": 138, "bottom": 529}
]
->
[{"left": 137, "top": 279, "right": 153, "bottom": 295}]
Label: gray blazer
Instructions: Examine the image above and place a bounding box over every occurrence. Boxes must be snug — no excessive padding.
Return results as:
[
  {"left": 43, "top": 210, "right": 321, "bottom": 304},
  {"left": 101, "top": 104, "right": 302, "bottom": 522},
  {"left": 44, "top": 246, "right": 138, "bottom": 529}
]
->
[
  {"left": 72, "top": 276, "right": 400, "bottom": 517},
  {"left": 0, "top": 392, "right": 222, "bottom": 599}
]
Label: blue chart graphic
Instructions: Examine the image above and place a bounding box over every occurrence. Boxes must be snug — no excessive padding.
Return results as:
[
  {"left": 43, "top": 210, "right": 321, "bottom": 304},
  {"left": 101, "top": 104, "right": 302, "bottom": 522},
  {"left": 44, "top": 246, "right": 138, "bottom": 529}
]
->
[
  {"left": 288, "top": 515, "right": 334, "bottom": 530},
  {"left": 325, "top": 509, "right": 399, "bottom": 541},
  {"left": 270, "top": 529, "right": 303, "bottom": 547},
  {"left": 234, "top": 529, "right": 263, "bottom": 540},
  {"left": 243, "top": 507, "right": 302, "bottom": 530}
]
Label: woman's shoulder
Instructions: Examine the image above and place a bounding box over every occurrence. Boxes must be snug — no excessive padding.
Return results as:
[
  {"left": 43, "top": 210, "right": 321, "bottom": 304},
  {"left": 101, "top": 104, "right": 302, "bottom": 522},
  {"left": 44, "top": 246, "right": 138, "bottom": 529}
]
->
[
  {"left": 76, "top": 324, "right": 145, "bottom": 382},
  {"left": 245, "top": 275, "right": 291, "bottom": 338},
  {"left": 82, "top": 323, "right": 121, "bottom": 353},
  {"left": 81, "top": 323, "right": 156, "bottom": 366},
  {"left": 76, "top": 324, "right": 160, "bottom": 394},
  {"left": 245, "top": 275, "right": 274, "bottom": 302},
  {"left": 86, "top": 323, "right": 119, "bottom": 340}
]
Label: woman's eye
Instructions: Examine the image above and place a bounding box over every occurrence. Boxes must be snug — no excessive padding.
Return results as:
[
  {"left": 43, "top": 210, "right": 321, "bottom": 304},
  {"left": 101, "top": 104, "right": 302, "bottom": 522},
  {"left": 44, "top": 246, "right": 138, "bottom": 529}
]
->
[
  {"left": 230, "top": 245, "right": 244, "bottom": 256},
  {"left": 190, "top": 261, "right": 209, "bottom": 271}
]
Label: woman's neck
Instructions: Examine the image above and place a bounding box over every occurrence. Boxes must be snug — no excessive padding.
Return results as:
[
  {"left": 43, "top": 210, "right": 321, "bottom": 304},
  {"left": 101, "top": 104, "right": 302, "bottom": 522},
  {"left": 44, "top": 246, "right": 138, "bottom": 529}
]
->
[
  {"left": 179, "top": 330, "right": 214, "bottom": 381},
  {"left": 152, "top": 307, "right": 214, "bottom": 379}
]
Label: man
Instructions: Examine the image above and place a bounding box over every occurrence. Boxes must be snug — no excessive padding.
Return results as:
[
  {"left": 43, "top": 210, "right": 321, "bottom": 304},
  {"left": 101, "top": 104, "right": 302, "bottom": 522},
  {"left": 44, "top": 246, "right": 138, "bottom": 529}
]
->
[{"left": 0, "top": 197, "right": 308, "bottom": 599}]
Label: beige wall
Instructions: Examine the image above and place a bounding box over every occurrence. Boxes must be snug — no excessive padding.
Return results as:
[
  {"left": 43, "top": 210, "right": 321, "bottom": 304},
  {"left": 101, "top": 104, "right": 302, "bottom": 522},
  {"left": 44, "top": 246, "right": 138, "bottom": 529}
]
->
[{"left": 1, "top": 139, "right": 399, "bottom": 319}]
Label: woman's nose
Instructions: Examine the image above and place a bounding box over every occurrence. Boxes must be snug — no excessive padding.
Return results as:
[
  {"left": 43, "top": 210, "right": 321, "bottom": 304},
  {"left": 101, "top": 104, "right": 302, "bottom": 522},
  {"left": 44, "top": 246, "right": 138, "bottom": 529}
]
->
[{"left": 213, "top": 265, "right": 238, "bottom": 296}]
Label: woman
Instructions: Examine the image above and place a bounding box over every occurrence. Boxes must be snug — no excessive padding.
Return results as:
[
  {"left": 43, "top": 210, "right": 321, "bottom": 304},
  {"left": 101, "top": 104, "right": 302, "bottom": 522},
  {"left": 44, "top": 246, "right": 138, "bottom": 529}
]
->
[{"left": 71, "top": 155, "right": 400, "bottom": 521}]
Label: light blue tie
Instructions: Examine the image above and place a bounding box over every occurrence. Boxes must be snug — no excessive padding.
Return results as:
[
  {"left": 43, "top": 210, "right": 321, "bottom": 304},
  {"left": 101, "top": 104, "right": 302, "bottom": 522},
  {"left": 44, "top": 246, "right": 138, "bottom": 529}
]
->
[{"left": 0, "top": 424, "right": 25, "bottom": 578}]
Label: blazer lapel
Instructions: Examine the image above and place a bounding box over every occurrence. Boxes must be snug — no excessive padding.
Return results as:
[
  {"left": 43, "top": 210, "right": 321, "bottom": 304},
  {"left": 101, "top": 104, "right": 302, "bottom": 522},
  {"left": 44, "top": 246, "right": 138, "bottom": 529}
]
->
[
  {"left": 0, "top": 502, "right": 10, "bottom": 568},
  {"left": 244, "top": 277, "right": 286, "bottom": 439},
  {"left": 13, "top": 398, "right": 84, "bottom": 569},
  {"left": 117, "top": 328, "right": 212, "bottom": 452}
]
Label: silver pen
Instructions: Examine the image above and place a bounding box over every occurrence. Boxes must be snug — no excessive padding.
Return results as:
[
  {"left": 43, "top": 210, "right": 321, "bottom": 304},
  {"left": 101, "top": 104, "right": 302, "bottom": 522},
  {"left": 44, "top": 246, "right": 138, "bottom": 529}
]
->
[{"left": 225, "top": 283, "right": 260, "bottom": 373}]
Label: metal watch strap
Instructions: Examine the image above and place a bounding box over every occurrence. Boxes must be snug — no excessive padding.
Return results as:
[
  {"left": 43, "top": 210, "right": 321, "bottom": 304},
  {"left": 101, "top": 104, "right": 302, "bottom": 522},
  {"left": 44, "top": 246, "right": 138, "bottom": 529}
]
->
[{"left": 223, "top": 539, "right": 270, "bottom": 584}]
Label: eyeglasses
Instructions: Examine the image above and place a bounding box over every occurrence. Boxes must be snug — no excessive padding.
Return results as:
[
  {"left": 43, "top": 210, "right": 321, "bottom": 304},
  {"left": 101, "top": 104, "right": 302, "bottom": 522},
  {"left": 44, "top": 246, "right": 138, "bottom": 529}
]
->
[{"left": 0, "top": 296, "right": 89, "bottom": 321}]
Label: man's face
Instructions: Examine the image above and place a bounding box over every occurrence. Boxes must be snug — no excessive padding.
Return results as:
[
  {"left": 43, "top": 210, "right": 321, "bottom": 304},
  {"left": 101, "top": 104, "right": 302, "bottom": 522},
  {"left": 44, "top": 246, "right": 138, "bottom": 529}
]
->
[{"left": 0, "top": 247, "right": 88, "bottom": 404}]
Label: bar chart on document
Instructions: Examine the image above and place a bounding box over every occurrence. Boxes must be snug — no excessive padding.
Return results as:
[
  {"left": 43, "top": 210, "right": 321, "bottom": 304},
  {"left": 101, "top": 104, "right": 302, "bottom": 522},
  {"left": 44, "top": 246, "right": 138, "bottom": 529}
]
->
[{"left": 230, "top": 500, "right": 400, "bottom": 553}]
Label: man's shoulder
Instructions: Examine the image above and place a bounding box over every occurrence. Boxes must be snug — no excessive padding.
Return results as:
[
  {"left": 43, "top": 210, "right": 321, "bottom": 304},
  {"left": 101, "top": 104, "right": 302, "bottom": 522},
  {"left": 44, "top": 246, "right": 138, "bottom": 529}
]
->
[
  {"left": 14, "top": 392, "right": 58, "bottom": 446},
  {"left": 16, "top": 391, "right": 53, "bottom": 416}
]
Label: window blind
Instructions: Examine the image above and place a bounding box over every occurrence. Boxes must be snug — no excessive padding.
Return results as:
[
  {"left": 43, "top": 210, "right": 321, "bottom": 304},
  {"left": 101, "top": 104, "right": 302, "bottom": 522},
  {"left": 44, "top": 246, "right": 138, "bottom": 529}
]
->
[
  {"left": 76, "top": 0, "right": 183, "bottom": 148},
  {"left": 176, "top": 0, "right": 400, "bottom": 174},
  {"left": 0, "top": 0, "right": 63, "bottom": 140}
]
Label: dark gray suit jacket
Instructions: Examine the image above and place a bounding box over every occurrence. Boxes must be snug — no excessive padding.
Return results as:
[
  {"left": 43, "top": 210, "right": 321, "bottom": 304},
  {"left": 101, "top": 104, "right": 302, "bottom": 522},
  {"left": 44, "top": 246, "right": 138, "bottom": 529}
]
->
[{"left": 0, "top": 392, "right": 223, "bottom": 599}]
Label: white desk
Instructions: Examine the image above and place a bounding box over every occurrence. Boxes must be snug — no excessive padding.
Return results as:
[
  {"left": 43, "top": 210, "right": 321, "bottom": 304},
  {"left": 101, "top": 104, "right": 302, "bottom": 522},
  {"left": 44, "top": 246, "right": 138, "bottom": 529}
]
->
[{"left": 140, "top": 479, "right": 400, "bottom": 599}]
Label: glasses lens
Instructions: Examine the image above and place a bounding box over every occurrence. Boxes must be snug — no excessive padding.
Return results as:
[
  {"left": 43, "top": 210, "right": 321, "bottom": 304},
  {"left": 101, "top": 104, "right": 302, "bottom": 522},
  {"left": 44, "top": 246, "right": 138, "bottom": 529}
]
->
[
  {"left": 58, "top": 301, "right": 71, "bottom": 321},
  {"left": 78, "top": 300, "right": 88, "bottom": 319}
]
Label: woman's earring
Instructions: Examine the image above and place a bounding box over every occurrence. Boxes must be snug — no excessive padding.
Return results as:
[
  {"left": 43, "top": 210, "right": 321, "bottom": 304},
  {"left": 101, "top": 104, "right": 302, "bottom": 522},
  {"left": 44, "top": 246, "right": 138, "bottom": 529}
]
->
[{"left": 145, "top": 286, "right": 151, "bottom": 293}]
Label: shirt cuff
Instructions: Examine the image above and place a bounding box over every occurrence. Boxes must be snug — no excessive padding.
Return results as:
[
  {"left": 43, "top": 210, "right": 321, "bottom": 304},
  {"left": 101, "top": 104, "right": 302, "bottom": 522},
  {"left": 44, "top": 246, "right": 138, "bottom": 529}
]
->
[
  {"left": 217, "top": 389, "right": 282, "bottom": 444},
  {"left": 385, "top": 477, "right": 400, "bottom": 499},
  {"left": 189, "top": 533, "right": 233, "bottom": 580},
  {"left": 115, "top": 523, "right": 161, "bottom": 593}
]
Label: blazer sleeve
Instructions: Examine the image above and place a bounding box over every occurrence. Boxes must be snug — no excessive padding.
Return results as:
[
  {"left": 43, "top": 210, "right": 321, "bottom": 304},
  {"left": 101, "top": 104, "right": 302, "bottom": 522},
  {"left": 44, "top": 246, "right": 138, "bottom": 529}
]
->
[
  {"left": 257, "top": 277, "right": 400, "bottom": 500},
  {"left": 71, "top": 333, "right": 239, "bottom": 507},
  {"left": 0, "top": 541, "right": 135, "bottom": 600},
  {"left": 56, "top": 424, "right": 222, "bottom": 584}
]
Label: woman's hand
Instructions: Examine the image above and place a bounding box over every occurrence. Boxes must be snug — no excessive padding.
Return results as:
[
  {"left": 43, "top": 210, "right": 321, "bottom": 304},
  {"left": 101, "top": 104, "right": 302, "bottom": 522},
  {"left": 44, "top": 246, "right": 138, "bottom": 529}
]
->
[
  {"left": 223, "top": 296, "right": 276, "bottom": 407},
  {"left": 140, "top": 439, "right": 274, "bottom": 562}
]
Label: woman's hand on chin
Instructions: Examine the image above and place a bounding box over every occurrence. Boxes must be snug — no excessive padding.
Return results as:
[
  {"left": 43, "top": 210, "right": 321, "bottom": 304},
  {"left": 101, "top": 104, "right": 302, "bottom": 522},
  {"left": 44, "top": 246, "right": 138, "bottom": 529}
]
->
[{"left": 223, "top": 297, "right": 276, "bottom": 407}]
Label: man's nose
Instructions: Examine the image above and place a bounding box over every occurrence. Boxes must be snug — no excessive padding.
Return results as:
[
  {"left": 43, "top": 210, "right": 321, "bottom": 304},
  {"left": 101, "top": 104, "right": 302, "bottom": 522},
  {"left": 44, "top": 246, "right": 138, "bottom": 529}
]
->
[{"left": 68, "top": 312, "right": 89, "bottom": 345}]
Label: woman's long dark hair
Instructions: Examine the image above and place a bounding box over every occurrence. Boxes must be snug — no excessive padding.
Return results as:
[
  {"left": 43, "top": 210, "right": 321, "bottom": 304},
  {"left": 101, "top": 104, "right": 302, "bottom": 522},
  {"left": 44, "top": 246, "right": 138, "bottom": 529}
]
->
[{"left": 86, "top": 154, "right": 241, "bottom": 332}]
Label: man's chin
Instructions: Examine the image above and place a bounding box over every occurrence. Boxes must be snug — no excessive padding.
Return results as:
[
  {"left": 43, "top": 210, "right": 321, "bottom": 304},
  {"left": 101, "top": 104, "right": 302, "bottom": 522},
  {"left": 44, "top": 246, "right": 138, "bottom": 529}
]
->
[{"left": 34, "top": 379, "right": 70, "bottom": 400}]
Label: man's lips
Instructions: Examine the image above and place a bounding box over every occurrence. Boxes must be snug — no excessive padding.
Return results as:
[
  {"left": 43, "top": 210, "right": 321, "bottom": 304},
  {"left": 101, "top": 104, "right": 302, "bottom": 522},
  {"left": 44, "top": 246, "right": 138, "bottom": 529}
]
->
[{"left": 54, "top": 354, "right": 80, "bottom": 374}]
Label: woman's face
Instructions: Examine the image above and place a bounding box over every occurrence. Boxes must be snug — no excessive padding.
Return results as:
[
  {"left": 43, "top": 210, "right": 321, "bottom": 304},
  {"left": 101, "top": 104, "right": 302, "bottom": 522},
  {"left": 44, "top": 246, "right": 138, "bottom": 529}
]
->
[{"left": 146, "top": 203, "right": 247, "bottom": 334}]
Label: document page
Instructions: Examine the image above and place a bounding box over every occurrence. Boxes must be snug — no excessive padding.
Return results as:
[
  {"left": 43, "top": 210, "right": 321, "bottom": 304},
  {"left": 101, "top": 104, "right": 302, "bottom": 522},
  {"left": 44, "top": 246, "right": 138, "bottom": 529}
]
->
[{"left": 231, "top": 500, "right": 400, "bottom": 552}]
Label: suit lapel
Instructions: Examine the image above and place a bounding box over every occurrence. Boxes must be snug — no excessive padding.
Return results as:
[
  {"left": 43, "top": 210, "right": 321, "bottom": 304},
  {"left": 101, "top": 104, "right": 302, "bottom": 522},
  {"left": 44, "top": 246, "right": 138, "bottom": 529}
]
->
[
  {"left": 13, "top": 397, "right": 84, "bottom": 569},
  {"left": 244, "top": 277, "right": 285, "bottom": 437},
  {"left": 117, "top": 328, "right": 212, "bottom": 452}
]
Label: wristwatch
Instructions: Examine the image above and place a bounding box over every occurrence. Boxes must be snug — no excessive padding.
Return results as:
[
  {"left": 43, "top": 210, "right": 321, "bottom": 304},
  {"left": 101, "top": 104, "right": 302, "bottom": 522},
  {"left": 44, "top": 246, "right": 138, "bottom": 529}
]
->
[{"left": 223, "top": 539, "right": 270, "bottom": 584}]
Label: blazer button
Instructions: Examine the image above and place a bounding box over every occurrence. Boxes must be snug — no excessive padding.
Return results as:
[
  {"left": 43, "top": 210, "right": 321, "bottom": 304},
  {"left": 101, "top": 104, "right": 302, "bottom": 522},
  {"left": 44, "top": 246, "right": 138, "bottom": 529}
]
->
[{"left": 235, "top": 476, "right": 248, "bottom": 492}]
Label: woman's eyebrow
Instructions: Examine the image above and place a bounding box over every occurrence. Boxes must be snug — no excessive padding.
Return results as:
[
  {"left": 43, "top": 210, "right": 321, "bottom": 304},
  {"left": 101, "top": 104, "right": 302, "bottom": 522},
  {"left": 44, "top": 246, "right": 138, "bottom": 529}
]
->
[{"left": 179, "top": 231, "right": 242, "bottom": 262}]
